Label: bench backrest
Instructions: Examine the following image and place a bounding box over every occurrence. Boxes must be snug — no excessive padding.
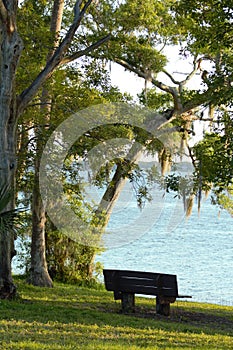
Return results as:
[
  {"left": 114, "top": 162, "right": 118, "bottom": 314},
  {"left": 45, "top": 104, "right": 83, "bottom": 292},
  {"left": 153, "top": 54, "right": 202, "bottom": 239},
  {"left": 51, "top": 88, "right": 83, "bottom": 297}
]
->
[{"left": 103, "top": 269, "right": 178, "bottom": 298}]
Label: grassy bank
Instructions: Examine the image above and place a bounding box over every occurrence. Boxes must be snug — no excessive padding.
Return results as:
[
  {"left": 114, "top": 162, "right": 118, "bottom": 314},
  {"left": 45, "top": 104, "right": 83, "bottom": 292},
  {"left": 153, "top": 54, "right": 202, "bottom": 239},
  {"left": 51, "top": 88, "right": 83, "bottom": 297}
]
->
[{"left": 0, "top": 277, "right": 232, "bottom": 349}]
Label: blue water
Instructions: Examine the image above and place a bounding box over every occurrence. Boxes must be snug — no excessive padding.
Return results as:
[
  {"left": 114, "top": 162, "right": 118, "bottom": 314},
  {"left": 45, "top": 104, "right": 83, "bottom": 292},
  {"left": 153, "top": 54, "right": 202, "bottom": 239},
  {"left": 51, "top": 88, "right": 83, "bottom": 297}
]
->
[
  {"left": 13, "top": 178, "right": 233, "bottom": 306},
  {"left": 96, "top": 184, "right": 233, "bottom": 306}
]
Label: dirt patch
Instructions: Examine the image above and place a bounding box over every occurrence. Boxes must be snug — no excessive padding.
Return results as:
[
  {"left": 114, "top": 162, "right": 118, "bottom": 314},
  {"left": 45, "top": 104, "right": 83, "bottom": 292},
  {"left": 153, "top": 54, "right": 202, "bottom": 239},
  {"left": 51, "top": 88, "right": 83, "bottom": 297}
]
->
[
  {"left": 99, "top": 303, "right": 233, "bottom": 334},
  {"left": 132, "top": 306, "right": 233, "bottom": 333}
]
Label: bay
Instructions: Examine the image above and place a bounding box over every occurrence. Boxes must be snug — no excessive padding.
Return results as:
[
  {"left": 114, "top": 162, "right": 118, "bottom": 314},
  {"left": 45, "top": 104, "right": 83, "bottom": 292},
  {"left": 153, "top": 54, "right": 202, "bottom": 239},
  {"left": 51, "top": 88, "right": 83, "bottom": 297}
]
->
[
  {"left": 12, "top": 177, "right": 233, "bottom": 306},
  {"left": 96, "top": 184, "right": 233, "bottom": 306}
]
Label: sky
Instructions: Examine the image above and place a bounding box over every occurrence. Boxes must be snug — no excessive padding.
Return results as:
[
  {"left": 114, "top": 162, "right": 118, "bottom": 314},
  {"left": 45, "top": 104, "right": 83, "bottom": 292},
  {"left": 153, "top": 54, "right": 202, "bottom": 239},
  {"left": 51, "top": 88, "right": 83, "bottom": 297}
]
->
[
  {"left": 110, "top": 45, "right": 208, "bottom": 97},
  {"left": 109, "top": 45, "right": 210, "bottom": 146}
]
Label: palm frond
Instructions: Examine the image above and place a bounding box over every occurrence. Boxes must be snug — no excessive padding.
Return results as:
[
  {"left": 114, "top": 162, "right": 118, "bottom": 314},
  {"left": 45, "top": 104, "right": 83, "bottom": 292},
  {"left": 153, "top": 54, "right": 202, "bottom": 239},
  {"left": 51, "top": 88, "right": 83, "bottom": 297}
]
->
[
  {"left": 0, "top": 182, "right": 25, "bottom": 234},
  {"left": 0, "top": 182, "right": 13, "bottom": 213}
]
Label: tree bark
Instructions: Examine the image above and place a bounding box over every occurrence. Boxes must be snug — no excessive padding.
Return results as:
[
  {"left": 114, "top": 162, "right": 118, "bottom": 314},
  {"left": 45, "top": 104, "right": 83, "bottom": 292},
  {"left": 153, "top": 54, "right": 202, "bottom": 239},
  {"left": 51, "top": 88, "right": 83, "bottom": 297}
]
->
[
  {"left": 0, "top": 0, "right": 23, "bottom": 298},
  {"left": 30, "top": 154, "right": 53, "bottom": 287},
  {"left": 0, "top": 0, "right": 108, "bottom": 297},
  {"left": 29, "top": 0, "right": 64, "bottom": 287}
]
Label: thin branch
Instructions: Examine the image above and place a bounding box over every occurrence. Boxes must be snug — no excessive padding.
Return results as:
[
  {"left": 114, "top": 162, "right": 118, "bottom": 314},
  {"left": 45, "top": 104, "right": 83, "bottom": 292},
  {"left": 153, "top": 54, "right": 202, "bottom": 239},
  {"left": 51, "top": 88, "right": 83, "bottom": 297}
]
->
[
  {"left": 162, "top": 69, "right": 180, "bottom": 85},
  {"left": 163, "top": 57, "right": 202, "bottom": 97},
  {"left": 173, "top": 71, "right": 194, "bottom": 75},
  {"left": 27, "top": 102, "right": 53, "bottom": 108},
  {"left": 198, "top": 117, "right": 219, "bottom": 122},
  {"left": 158, "top": 40, "right": 168, "bottom": 53},
  {"left": 114, "top": 58, "right": 171, "bottom": 94},
  {"left": 114, "top": 57, "right": 182, "bottom": 111},
  {"left": 18, "top": 135, "right": 38, "bottom": 150},
  {"left": 180, "top": 57, "right": 202, "bottom": 88},
  {"left": 60, "top": 34, "right": 111, "bottom": 65}
]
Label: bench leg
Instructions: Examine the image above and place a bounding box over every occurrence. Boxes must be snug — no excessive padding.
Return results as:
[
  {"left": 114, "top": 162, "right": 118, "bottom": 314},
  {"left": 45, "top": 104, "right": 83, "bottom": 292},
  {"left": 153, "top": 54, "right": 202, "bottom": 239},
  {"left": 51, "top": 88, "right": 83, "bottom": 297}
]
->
[
  {"left": 156, "top": 297, "right": 170, "bottom": 316},
  {"left": 121, "top": 293, "right": 135, "bottom": 313}
]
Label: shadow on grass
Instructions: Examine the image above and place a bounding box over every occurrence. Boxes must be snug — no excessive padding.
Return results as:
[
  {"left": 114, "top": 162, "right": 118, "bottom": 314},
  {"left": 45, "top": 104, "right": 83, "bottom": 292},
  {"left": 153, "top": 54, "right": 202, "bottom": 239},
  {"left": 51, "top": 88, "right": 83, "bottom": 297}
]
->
[
  {"left": 1, "top": 283, "right": 233, "bottom": 336},
  {"left": 0, "top": 278, "right": 232, "bottom": 349}
]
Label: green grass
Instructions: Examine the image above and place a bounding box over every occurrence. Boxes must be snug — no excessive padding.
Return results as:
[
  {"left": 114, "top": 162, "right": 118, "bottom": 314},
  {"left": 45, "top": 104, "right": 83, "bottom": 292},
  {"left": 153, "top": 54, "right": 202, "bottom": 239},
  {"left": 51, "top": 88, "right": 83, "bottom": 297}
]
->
[{"left": 0, "top": 277, "right": 232, "bottom": 349}]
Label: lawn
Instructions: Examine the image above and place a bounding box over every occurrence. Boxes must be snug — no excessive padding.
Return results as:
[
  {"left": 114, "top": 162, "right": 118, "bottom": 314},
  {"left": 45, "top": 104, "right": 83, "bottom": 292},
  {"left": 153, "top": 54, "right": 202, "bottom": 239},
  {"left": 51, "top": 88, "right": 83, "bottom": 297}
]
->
[{"left": 0, "top": 277, "right": 232, "bottom": 349}]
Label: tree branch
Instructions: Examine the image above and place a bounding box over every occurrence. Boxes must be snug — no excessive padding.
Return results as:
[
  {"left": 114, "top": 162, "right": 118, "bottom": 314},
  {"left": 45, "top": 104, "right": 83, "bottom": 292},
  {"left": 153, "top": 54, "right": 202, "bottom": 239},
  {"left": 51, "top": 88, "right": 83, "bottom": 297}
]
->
[
  {"left": 179, "top": 57, "right": 202, "bottom": 88},
  {"left": 114, "top": 57, "right": 182, "bottom": 111},
  {"left": 60, "top": 34, "right": 111, "bottom": 65},
  {"left": 181, "top": 89, "right": 213, "bottom": 114},
  {"left": 162, "top": 69, "right": 180, "bottom": 85},
  {"left": 17, "top": 0, "right": 93, "bottom": 116},
  {"left": 163, "top": 57, "right": 202, "bottom": 94},
  {"left": 115, "top": 55, "right": 225, "bottom": 120},
  {"left": 185, "top": 139, "right": 197, "bottom": 170}
]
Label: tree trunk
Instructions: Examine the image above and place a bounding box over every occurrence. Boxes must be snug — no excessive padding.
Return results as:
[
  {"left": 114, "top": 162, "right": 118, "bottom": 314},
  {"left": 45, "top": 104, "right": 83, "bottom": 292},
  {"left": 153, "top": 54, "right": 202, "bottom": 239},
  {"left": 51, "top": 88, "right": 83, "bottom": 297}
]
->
[
  {"left": 95, "top": 142, "right": 143, "bottom": 227},
  {"left": 0, "top": 0, "right": 97, "bottom": 295},
  {"left": 96, "top": 164, "right": 128, "bottom": 226},
  {"left": 0, "top": 2, "right": 23, "bottom": 298},
  {"left": 29, "top": 0, "right": 64, "bottom": 287},
  {"left": 29, "top": 154, "right": 53, "bottom": 287},
  {"left": 94, "top": 112, "right": 174, "bottom": 231}
]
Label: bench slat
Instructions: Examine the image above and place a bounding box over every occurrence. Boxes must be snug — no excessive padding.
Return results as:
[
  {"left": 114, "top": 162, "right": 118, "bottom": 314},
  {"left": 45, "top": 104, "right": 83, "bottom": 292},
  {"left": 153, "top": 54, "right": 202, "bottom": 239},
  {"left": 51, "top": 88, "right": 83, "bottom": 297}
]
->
[{"left": 103, "top": 269, "right": 179, "bottom": 297}]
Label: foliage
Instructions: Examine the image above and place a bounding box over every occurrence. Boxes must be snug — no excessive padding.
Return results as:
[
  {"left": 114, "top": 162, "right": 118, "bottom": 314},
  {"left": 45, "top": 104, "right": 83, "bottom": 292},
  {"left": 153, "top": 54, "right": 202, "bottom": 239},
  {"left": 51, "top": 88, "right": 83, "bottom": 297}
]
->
[
  {"left": 0, "top": 184, "right": 25, "bottom": 235},
  {"left": 217, "top": 188, "right": 233, "bottom": 216},
  {"left": 15, "top": 0, "right": 135, "bottom": 284},
  {"left": 194, "top": 133, "right": 233, "bottom": 192},
  {"left": 138, "top": 88, "right": 173, "bottom": 111},
  {"left": 16, "top": 0, "right": 53, "bottom": 91},
  {"left": 0, "top": 277, "right": 232, "bottom": 349},
  {"left": 45, "top": 227, "right": 102, "bottom": 286},
  {"left": 192, "top": 110, "right": 233, "bottom": 212},
  {"left": 3, "top": 0, "right": 233, "bottom": 287},
  {"left": 175, "top": 0, "right": 233, "bottom": 54},
  {"left": 175, "top": 0, "right": 233, "bottom": 107},
  {"left": 87, "top": 0, "right": 183, "bottom": 73}
]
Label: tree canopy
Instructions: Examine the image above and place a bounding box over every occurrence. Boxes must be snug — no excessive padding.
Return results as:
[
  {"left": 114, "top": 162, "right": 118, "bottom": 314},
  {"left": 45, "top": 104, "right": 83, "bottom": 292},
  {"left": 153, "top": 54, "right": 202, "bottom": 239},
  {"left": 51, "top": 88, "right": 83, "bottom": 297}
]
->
[{"left": 0, "top": 0, "right": 232, "bottom": 297}]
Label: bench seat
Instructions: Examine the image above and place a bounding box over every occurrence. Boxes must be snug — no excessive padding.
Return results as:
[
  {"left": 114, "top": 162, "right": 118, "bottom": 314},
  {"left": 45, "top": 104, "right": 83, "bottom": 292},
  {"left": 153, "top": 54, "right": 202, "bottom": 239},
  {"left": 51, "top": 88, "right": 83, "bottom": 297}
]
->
[{"left": 103, "top": 269, "right": 191, "bottom": 316}]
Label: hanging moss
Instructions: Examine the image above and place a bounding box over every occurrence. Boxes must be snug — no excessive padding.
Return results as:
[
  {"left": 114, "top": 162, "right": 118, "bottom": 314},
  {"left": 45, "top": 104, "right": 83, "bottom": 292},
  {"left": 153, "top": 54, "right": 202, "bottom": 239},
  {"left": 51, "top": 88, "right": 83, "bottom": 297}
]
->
[
  {"left": 158, "top": 148, "right": 172, "bottom": 176},
  {"left": 185, "top": 194, "right": 195, "bottom": 218}
]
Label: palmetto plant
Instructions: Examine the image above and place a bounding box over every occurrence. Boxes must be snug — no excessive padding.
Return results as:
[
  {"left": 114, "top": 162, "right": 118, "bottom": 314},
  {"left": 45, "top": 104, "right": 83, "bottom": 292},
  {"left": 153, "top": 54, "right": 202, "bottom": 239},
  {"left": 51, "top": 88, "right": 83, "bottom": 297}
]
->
[{"left": 0, "top": 183, "right": 24, "bottom": 234}]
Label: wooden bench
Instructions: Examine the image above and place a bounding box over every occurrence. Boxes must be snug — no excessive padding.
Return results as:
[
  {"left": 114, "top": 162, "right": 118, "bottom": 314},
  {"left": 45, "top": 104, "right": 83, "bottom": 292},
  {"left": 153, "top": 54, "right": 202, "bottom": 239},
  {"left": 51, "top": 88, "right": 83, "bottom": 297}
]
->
[{"left": 103, "top": 269, "right": 192, "bottom": 316}]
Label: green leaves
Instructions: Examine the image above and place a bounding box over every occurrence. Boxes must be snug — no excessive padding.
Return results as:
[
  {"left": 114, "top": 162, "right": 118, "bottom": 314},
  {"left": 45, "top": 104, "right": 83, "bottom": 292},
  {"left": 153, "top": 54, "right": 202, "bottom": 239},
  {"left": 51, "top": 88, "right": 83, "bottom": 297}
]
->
[
  {"left": 0, "top": 183, "right": 25, "bottom": 235},
  {"left": 175, "top": 0, "right": 233, "bottom": 109},
  {"left": 175, "top": 0, "right": 233, "bottom": 54},
  {"left": 193, "top": 122, "right": 233, "bottom": 193},
  {"left": 115, "top": 0, "right": 179, "bottom": 41}
]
